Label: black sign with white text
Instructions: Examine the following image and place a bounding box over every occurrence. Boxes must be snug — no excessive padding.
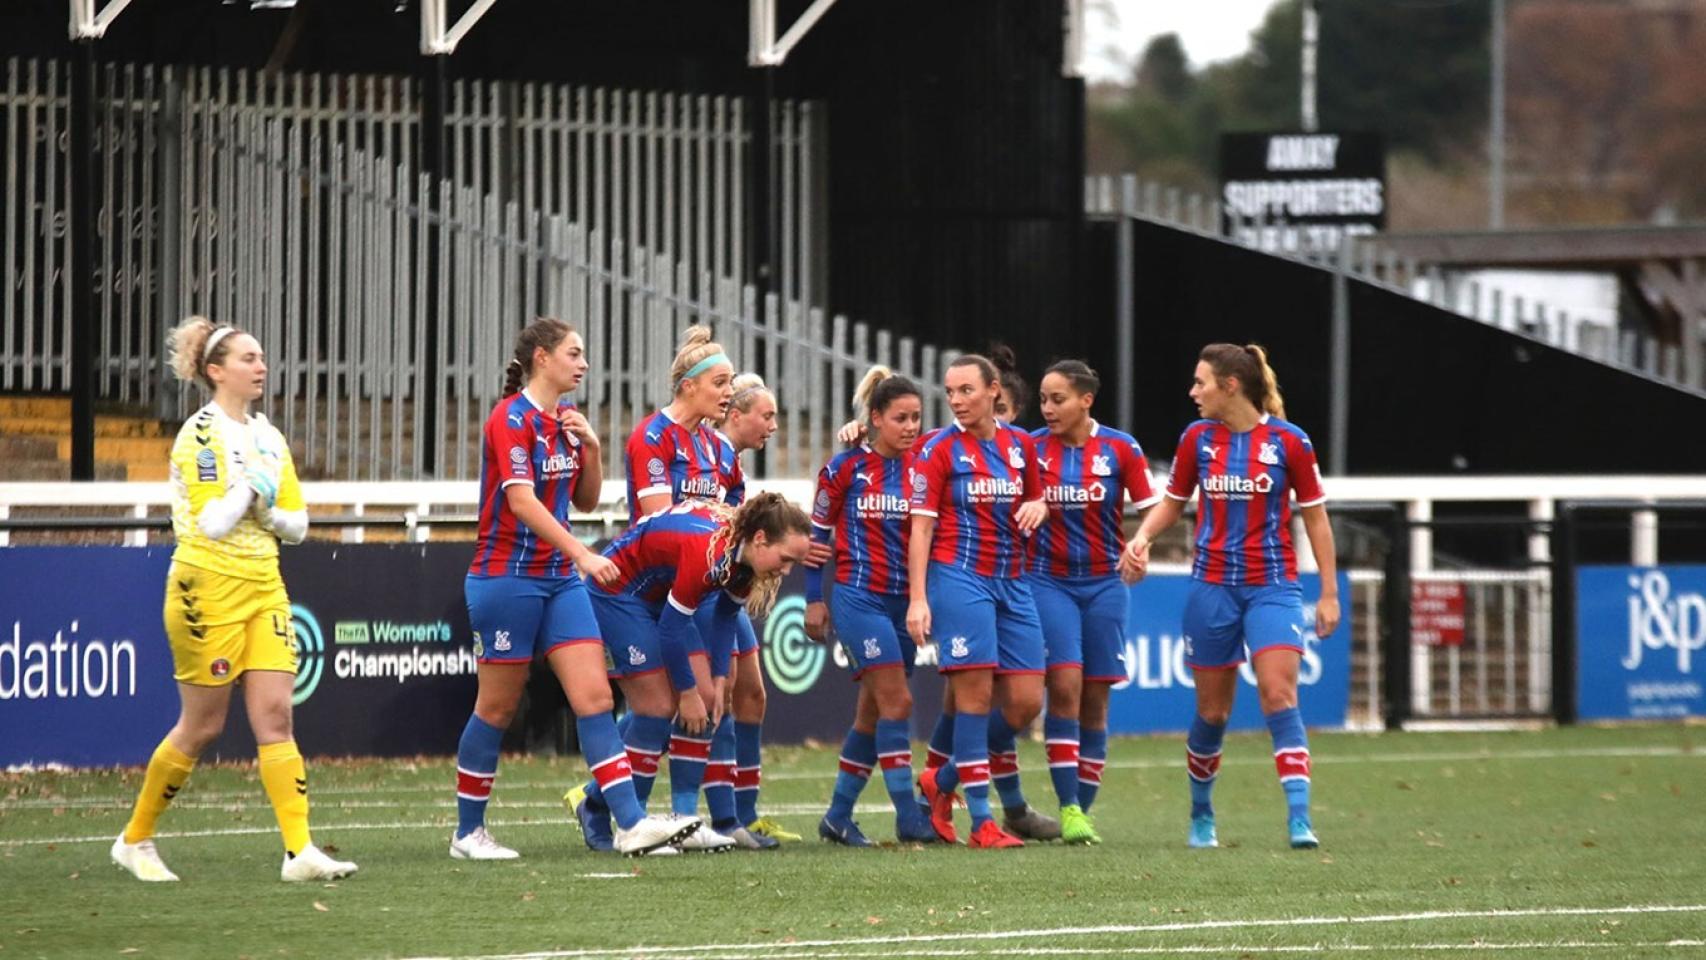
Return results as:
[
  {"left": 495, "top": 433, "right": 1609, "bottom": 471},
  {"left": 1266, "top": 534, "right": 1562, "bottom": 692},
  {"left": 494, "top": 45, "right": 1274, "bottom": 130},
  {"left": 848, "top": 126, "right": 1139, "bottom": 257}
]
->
[{"left": 1219, "top": 131, "right": 1386, "bottom": 255}]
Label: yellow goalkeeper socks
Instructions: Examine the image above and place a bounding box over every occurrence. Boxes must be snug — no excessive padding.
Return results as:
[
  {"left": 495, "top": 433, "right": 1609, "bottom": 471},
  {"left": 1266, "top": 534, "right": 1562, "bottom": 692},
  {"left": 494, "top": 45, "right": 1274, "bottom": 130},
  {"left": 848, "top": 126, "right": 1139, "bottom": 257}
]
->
[
  {"left": 257, "top": 740, "right": 312, "bottom": 855},
  {"left": 122, "top": 738, "right": 198, "bottom": 844}
]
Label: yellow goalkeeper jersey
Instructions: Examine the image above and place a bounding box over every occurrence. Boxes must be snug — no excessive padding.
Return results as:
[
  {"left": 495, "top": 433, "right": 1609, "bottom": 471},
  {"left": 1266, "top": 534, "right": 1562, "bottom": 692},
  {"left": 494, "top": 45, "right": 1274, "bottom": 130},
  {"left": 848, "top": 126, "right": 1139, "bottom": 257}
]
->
[{"left": 169, "top": 402, "right": 305, "bottom": 582}]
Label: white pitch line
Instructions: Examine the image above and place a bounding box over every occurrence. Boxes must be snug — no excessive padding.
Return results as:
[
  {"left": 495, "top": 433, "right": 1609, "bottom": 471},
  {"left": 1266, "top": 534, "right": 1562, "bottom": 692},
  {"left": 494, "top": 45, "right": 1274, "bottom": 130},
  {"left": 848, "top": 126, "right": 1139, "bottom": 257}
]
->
[
  {"left": 5, "top": 744, "right": 1696, "bottom": 808},
  {"left": 485, "top": 943, "right": 1706, "bottom": 960},
  {"left": 397, "top": 905, "right": 1706, "bottom": 960},
  {"left": 0, "top": 804, "right": 895, "bottom": 844}
]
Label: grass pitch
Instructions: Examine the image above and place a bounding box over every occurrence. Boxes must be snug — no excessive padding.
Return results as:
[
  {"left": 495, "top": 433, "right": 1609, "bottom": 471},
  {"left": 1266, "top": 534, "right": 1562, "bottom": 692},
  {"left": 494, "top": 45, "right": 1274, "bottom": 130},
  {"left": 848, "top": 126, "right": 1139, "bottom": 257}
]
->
[{"left": 3, "top": 724, "right": 1704, "bottom": 959}]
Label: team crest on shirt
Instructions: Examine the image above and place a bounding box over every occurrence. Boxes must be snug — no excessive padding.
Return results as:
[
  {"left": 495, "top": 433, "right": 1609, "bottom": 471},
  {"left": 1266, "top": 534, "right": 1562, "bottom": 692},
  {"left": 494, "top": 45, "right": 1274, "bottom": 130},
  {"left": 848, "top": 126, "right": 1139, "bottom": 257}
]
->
[
  {"left": 948, "top": 637, "right": 969, "bottom": 659},
  {"left": 816, "top": 490, "right": 832, "bottom": 512},
  {"left": 1258, "top": 442, "right": 1281, "bottom": 466},
  {"left": 195, "top": 447, "right": 219, "bottom": 482},
  {"left": 1007, "top": 446, "right": 1024, "bottom": 469},
  {"left": 911, "top": 470, "right": 927, "bottom": 494},
  {"left": 863, "top": 637, "right": 882, "bottom": 660},
  {"left": 210, "top": 658, "right": 230, "bottom": 679},
  {"left": 493, "top": 630, "right": 511, "bottom": 652},
  {"left": 1091, "top": 455, "right": 1113, "bottom": 477},
  {"left": 509, "top": 445, "right": 528, "bottom": 467},
  {"left": 628, "top": 645, "right": 647, "bottom": 666}
]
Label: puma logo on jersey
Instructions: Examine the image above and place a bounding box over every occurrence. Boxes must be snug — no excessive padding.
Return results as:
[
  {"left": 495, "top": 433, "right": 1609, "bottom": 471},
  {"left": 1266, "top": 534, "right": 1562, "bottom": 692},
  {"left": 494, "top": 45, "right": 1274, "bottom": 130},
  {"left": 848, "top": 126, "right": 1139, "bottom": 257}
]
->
[
  {"left": 1201, "top": 444, "right": 1220, "bottom": 462},
  {"left": 1037, "top": 457, "right": 1053, "bottom": 471},
  {"left": 957, "top": 455, "right": 978, "bottom": 468},
  {"left": 855, "top": 471, "right": 877, "bottom": 487}
]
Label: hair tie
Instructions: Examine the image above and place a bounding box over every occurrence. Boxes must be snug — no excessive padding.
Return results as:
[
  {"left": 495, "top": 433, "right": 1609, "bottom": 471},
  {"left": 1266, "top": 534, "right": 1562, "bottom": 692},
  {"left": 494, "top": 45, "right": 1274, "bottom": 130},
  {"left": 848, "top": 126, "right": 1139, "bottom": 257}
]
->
[
  {"left": 204, "top": 326, "right": 237, "bottom": 358},
  {"left": 680, "top": 352, "right": 731, "bottom": 385}
]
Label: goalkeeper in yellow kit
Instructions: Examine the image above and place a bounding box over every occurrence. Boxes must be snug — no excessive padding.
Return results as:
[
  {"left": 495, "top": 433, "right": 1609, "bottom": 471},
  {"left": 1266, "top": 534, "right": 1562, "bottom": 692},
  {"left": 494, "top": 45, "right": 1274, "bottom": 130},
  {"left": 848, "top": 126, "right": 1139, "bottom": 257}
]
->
[{"left": 111, "top": 316, "right": 356, "bottom": 883}]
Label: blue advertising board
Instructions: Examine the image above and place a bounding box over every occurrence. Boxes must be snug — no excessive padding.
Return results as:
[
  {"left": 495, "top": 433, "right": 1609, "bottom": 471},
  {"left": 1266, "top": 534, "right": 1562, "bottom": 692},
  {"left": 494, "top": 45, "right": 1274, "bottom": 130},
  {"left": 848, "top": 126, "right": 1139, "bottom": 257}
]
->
[
  {"left": 0, "top": 547, "right": 179, "bottom": 767},
  {"left": 1, "top": 545, "right": 484, "bottom": 768},
  {"left": 1105, "top": 572, "right": 1351, "bottom": 734},
  {"left": 1577, "top": 566, "right": 1706, "bottom": 721}
]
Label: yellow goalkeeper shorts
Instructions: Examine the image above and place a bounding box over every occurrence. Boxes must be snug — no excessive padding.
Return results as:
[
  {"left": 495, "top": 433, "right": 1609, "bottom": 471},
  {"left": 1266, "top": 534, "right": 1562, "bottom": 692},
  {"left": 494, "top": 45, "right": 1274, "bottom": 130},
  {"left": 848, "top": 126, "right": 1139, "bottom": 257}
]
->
[{"left": 163, "top": 561, "right": 298, "bottom": 686}]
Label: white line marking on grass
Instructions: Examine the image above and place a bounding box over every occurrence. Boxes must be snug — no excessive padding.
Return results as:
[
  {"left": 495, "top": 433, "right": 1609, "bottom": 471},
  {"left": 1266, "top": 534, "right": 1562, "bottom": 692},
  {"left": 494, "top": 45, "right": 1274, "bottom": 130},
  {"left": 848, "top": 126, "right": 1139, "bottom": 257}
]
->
[
  {"left": 0, "top": 817, "right": 569, "bottom": 847},
  {"left": 396, "top": 905, "right": 1706, "bottom": 960},
  {"left": 518, "top": 942, "right": 1706, "bottom": 960},
  {"left": 8, "top": 744, "right": 1694, "bottom": 808},
  {"left": 0, "top": 803, "right": 890, "bottom": 839},
  {"left": 575, "top": 873, "right": 637, "bottom": 880}
]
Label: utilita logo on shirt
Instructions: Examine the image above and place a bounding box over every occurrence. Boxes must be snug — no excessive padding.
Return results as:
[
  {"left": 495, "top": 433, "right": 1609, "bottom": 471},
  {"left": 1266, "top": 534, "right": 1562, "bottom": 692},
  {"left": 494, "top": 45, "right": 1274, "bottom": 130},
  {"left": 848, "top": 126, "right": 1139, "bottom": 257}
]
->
[
  {"left": 964, "top": 477, "right": 1022, "bottom": 503},
  {"left": 1045, "top": 483, "right": 1107, "bottom": 507},
  {"left": 539, "top": 452, "right": 579, "bottom": 478},
  {"left": 1200, "top": 472, "right": 1274, "bottom": 499},
  {"left": 680, "top": 476, "right": 723, "bottom": 498},
  {"left": 855, "top": 492, "right": 911, "bottom": 517}
]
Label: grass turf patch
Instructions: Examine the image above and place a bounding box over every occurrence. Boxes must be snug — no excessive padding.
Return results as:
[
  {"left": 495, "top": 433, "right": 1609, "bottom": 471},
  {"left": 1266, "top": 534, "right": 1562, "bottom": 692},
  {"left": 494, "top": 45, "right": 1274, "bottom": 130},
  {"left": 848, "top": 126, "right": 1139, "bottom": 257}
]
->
[{"left": 1, "top": 724, "right": 1703, "bottom": 959}]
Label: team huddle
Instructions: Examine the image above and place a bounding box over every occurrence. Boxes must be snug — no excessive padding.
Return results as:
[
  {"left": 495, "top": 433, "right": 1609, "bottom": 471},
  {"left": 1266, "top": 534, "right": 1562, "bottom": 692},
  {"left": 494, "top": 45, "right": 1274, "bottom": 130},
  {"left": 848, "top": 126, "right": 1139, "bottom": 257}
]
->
[{"left": 109, "top": 315, "right": 1339, "bottom": 880}]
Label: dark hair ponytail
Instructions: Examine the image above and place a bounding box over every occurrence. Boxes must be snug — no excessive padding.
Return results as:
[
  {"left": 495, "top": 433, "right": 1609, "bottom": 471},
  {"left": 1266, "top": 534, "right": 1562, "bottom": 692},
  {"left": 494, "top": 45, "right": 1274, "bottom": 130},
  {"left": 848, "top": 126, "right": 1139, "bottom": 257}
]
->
[
  {"left": 502, "top": 317, "right": 575, "bottom": 397},
  {"left": 1199, "top": 342, "right": 1286, "bottom": 419}
]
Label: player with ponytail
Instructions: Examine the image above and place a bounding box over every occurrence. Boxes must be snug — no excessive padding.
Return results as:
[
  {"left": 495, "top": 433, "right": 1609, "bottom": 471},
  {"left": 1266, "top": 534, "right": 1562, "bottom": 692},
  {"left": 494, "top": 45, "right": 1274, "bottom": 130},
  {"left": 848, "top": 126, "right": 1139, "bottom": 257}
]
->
[
  {"left": 455, "top": 318, "right": 692, "bottom": 859},
  {"left": 803, "top": 366, "right": 940, "bottom": 845},
  {"left": 1119, "top": 343, "right": 1340, "bottom": 851}
]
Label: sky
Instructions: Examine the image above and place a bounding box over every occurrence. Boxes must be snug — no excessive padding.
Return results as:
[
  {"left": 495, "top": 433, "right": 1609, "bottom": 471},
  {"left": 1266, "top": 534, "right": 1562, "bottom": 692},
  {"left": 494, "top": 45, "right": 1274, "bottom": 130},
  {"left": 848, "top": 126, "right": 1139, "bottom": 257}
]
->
[{"left": 1082, "top": 0, "right": 1281, "bottom": 84}]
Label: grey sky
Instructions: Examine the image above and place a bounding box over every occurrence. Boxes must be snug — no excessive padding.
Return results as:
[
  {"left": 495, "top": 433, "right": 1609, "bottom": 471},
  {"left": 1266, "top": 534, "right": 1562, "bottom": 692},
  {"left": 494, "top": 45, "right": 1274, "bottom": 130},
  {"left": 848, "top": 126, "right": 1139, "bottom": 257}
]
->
[{"left": 1083, "top": 0, "right": 1280, "bottom": 83}]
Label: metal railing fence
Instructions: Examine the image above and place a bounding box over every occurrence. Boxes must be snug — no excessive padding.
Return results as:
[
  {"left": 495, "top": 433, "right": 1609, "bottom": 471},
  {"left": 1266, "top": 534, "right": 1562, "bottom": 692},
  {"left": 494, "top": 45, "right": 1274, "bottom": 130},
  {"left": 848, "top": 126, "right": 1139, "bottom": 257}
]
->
[{"left": 1, "top": 57, "right": 949, "bottom": 480}]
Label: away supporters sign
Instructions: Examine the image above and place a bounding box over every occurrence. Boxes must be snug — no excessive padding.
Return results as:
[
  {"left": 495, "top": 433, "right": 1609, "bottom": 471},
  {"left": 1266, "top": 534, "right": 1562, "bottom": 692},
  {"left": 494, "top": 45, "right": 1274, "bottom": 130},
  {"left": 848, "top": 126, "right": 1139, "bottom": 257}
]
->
[{"left": 1220, "top": 131, "right": 1386, "bottom": 255}]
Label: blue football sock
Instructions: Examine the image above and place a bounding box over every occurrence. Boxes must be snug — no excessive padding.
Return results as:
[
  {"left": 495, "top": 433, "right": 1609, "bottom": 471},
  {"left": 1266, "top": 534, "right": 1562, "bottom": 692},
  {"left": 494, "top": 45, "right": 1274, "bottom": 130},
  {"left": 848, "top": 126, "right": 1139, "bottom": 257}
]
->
[
  {"left": 577, "top": 712, "right": 645, "bottom": 830},
  {"left": 953, "top": 710, "right": 992, "bottom": 827},
  {"left": 926, "top": 711, "right": 955, "bottom": 769},
  {"left": 668, "top": 723, "right": 711, "bottom": 818},
  {"left": 1187, "top": 714, "right": 1227, "bottom": 819},
  {"left": 1044, "top": 714, "right": 1081, "bottom": 808},
  {"left": 626, "top": 714, "right": 672, "bottom": 807},
  {"left": 1265, "top": 706, "right": 1312, "bottom": 820},
  {"left": 734, "top": 720, "right": 763, "bottom": 825},
  {"left": 827, "top": 728, "right": 876, "bottom": 822},
  {"left": 1078, "top": 725, "right": 1108, "bottom": 811},
  {"left": 454, "top": 713, "right": 504, "bottom": 840},
  {"left": 987, "top": 713, "right": 1027, "bottom": 810},
  {"left": 706, "top": 715, "right": 739, "bottom": 830},
  {"left": 874, "top": 718, "right": 917, "bottom": 820}
]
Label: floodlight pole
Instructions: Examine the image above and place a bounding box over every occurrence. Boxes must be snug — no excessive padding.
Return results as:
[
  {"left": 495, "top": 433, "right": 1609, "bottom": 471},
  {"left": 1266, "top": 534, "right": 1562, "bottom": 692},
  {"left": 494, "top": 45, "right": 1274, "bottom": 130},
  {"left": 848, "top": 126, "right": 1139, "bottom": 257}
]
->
[
  {"left": 1489, "top": 0, "right": 1507, "bottom": 229},
  {"left": 1301, "top": 0, "right": 1319, "bottom": 132},
  {"left": 68, "top": 0, "right": 134, "bottom": 479}
]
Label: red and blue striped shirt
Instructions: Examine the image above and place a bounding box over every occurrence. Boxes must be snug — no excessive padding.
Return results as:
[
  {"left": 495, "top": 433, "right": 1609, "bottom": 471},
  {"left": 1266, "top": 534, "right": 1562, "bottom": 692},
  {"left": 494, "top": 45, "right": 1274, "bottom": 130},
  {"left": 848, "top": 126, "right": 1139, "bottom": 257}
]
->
[
  {"left": 1165, "top": 414, "right": 1327, "bottom": 586},
  {"left": 469, "top": 392, "right": 587, "bottom": 578},
  {"left": 909, "top": 422, "right": 1043, "bottom": 580},
  {"left": 811, "top": 444, "right": 913, "bottom": 597},
  {"left": 624, "top": 411, "right": 746, "bottom": 524},
  {"left": 593, "top": 501, "right": 752, "bottom": 614},
  {"left": 1028, "top": 421, "right": 1160, "bottom": 579}
]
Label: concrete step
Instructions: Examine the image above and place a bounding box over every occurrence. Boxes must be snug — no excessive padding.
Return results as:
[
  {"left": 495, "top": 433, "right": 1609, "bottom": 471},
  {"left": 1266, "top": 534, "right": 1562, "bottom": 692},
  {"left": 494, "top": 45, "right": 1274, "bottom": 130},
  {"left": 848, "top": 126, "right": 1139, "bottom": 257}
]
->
[
  {"left": 0, "top": 415, "right": 169, "bottom": 438},
  {"left": 53, "top": 435, "right": 175, "bottom": 463},
  {"left": 0, "top": 395, "right": 70, "bottom": 419},
  {"left": 0, "top": 436, "right": 59, "bottom": 461},
  {"left": 1, "top": 460, "right": 133, "bottom": 481}
]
